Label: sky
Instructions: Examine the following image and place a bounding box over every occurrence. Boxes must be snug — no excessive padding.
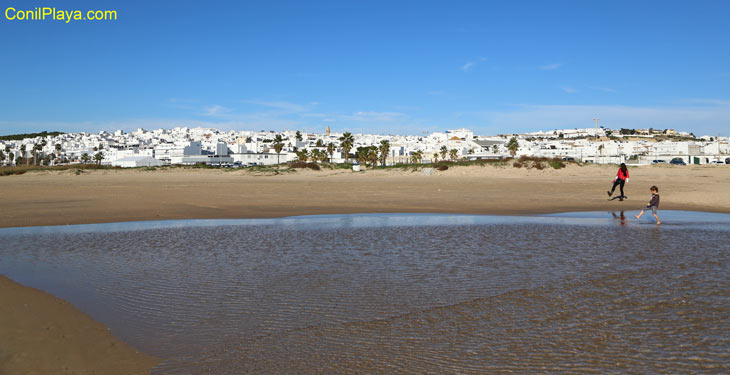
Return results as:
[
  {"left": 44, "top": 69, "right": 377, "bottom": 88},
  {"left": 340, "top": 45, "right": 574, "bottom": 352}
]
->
[{"left": 1, "top": 0, "right": 729, "bottom": 136}]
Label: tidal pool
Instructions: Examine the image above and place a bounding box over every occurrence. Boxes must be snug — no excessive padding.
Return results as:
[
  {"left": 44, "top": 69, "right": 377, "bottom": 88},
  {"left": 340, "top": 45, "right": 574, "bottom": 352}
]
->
[{"left": 1, "top": 211, "right": 729, "bottom": 374}]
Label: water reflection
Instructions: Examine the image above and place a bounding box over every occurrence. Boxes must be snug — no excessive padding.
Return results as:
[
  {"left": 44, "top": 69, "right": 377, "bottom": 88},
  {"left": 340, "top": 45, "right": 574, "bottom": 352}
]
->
[{"left": 612, "top": 211, "right": 627, "bottom": 226}]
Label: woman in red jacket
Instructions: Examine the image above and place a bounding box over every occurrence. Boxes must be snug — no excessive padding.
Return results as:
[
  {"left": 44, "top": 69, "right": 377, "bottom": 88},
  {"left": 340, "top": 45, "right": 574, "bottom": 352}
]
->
[{"left": 607, "top": 163, "right": 629, "bottom": 200}]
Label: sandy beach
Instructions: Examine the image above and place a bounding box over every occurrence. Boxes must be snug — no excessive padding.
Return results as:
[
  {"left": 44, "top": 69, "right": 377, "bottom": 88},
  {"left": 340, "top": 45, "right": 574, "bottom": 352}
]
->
[
  {"left": 0, "top": 275, "right": 157, "bottom": 374},
  {"left": 2, "top": 163, "right": 729, "bottom": 373},
  {"left": 1, "top": 163, "right": 729, "bottom": 228}
]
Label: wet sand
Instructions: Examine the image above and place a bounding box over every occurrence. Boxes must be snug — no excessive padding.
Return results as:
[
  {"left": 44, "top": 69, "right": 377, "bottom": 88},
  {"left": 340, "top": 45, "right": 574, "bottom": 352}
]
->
[
  {"left": 0, "top": 163, "right": 729, "bottom": 228},
  {"left": 0, "top": 275, "right": 157, "bottom": 374},
  {"left": 1, "top": 163, "right": 729, "bottom": 373}
]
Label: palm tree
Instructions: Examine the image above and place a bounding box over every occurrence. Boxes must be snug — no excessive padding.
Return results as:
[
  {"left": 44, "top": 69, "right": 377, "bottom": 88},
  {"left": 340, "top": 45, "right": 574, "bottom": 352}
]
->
[
  {"left": 316, "top": 139, "right": 324, "bottom": 147},
  {"left": 449, "top": 149, "right": 458, "bottom": 161},
  {"left": 310, "top": 149, "right": 321, "bottom": 163},
  {"left": 440, "top": 146, "right": 448, "bottom": 160},
  {"left": 411, "top": 150, "right": 424, "bottom": 164},
  {"left": 0, "top": 150, "right": 5, "bottom": 166},
  {"left": 326, "top": 142, "right": 336, "bottom": 163},
  {"left": 355, "top": 147, "right": 370, "bottom": 166},
  {"left": 8, "top": 152, "right": 14, "bottom": 165},
  {"left": 19, "top": 144, "right": 26, "bottom": 164},
  {"left": 507, "top": 137, "right": 519, "bottom": 157},
  {"left": 32, "top": 144, "right": 41, "bottom": 165},
  {"left": 433, "top": 152, "right": 439, "bottom": 163},
  {"left": 55, "top": 143, "right": 62, "bottom": 156},
  {"left": 273, "top": 134, "right": 284, "bottom": 166},
  {"left": 296, "top": 149, "right": 309, "bottom": 162},
  {"left": 378, "top": 140, "right": 390, "bottom": 166},
  {"left": 81, "top": 153, "right": 90, "bottom": 163},
  {"left": 93, "top": 152, "right": 104, "bottom": 164},
  {"left": 339, "top": 132, "right": 354, "bottom": 163},
  {"left": 37, "top": 143, "right": 45, "bottom": 164},
  {"left": 367, "top": 147, "right": 379, "bottom": 167},
  {"left": 295, "top": 130, "right": 303, "bottom": 142}
]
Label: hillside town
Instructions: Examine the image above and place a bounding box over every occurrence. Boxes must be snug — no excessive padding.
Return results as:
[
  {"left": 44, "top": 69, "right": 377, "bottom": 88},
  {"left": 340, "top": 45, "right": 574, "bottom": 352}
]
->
[{"left": 1, "top": 125, "right": 728, "bottom": 168}]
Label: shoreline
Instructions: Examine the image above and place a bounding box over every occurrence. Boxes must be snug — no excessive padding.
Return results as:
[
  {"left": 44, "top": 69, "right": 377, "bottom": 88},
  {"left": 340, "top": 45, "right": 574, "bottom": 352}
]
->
[
  {"left": 1, "top": 164, "right": 728, "bottom": 228},
  {"left": 2, "top": 206, "right": 730, "bottom": 231},
  {"left": 0, "top": 274, "right": 157, "bottom": 375}
]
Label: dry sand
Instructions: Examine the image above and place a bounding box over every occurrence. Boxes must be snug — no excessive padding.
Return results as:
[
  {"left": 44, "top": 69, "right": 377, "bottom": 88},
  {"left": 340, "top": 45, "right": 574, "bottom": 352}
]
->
[
  {"left": 1, "top": 163, "right": 729, "bottom": 374},
  {"left": 1, "top": 163, "right": 729, "bottom": 228}
]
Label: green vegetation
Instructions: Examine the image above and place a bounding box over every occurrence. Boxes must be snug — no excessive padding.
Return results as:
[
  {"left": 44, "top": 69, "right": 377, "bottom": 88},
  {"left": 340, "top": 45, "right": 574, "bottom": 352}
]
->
[
  {"left": 246, "top": 164, "right": 295, "bottom": 175},
  {"left": 511, "top": 156, "right": 568, "bottom": 170},
  {"left": 0, "top": 131, "right": 64, "bottom": 141},
  {"left": 289, "top": 161, "right": 321, "bottom": 170},
  {"left": 273, "top": 134, "right": 284, "bottom": 165},
  {"left": 339, "top": 132, "right": 354, "bottom": 163},
  {"left": 0, "top": 163, "right": 117, "bottom": 177},
  {"left": 507, "top": 137, "right": 519, "bottom": 157},
  {"left": 548, "top": 159, "right": 565, "bottom": 169},
  {"left": 327, "top": 142, "right": 336, "bottom": 163},
  {"left": 374, "top": 157, "right": 509, "bottom": 171}
]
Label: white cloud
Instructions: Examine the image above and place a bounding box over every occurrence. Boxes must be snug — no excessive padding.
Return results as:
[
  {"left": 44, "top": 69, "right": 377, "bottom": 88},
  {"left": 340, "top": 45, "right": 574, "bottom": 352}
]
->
[
  {"left": 241, "top": 99, "right": 316, "bottom": 113},
  {"left": 202, "top": 105, "right": 230, "bottom": 117},
  {"left": 460, "top": 61, "right": 476, "bottom": 72},
  {"left": 682, "top": 98, "right": 730, "bottom": 106},
  {"left": 459, "top": 101, "right": 730, "bottom": 136},
  {"left": 348, "top": 111, "right": 406, "bottom": 122},
  {"left": 460, "top": 57, "right": 488, "bottom": 72},
  {"left": 539, "top": 62, "right": 564, "bottom": 70},
  {"left": 589, "top": 86, "right": 617, "bottom": 93},
  {"left": 561, "top": 86, "right": 578, "bottom": 94}
]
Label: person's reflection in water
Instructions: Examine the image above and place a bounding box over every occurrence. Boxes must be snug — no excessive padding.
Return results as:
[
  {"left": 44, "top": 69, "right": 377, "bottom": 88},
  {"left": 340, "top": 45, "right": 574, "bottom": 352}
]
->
[{"left": 612, "top": 211, "right": 628, "bottom": 226}]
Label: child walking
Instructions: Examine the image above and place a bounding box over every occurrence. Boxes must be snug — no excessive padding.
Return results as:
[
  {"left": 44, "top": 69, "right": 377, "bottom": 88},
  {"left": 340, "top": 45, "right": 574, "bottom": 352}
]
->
[{"left": 635, "top": 186, "right": 661, "bottom": 224}]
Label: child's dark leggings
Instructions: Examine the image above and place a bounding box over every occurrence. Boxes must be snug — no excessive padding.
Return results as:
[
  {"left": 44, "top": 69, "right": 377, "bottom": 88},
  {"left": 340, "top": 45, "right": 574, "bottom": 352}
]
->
[{"left": 610, "top": 179, "right": 625, "bottom": 196}]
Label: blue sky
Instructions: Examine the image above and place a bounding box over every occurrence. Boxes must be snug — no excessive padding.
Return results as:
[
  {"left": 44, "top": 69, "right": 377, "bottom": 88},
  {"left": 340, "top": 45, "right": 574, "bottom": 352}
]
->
[{"left": 1, "top": 0, "right": 729, "bottom": 136}]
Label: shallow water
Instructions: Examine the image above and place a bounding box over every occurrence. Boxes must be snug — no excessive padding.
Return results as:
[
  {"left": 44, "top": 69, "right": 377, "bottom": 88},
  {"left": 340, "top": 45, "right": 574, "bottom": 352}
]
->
[{"left": 1, "top": 212, "right": 729, "bottom": 374}]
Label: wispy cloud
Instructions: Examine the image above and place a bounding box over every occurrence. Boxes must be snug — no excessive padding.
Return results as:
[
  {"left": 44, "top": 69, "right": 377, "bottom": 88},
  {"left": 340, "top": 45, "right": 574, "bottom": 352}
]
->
[
  {"left": 345, "top": 111, "right": 406, "bottom": 122},
  {"left": 241, "top": 99, "right": 317, "bottom": 113},
  {"left": 460, "top": 61, "right": 476, "bottom": 71},
  {"left": 460, "top": 57, "right": 488, "bottom": 72},
  {"left": 589, "top": 86, "right": 617, "bottom": 93},
  {"left": 682, "top": 98, "right": 730, "bottom": 106},
  {"left": 5, "top": 100, "right": 728, "bottom": 137},
  {"left": 202, "top": 104, "right": 231, "bottom": 116},
  {"left": 561, "top": 86, "right": 578, "bottom": 94},
  {"left": 168, "top": 98, "right": 200, "bottom": 104},
  {"left": 457, "top": 100, "right": 730, "bottom": 136},
  {"left": 539, "top": 62, "right": 564, "bottom": 70}
]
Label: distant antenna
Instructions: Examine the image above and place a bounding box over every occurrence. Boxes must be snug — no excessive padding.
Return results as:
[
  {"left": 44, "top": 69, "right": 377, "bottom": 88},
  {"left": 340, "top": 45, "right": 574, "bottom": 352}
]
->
[{"left": 593, "top": 118, "right": 600, "bottom": 130}]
